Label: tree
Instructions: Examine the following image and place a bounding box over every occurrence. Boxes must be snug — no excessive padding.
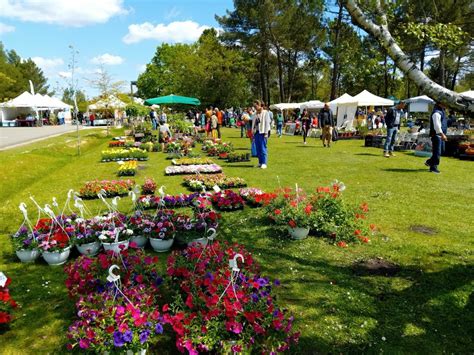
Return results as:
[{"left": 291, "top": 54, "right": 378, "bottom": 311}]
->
[
  {"left": 62, "top": 88, "right": 88, "bottom": 112},
  {"left": 343, "top": 0, "right": 473, "bottom": 112},
  {"left": 87, "top": 65, "right": 125, "bottom": 98}
]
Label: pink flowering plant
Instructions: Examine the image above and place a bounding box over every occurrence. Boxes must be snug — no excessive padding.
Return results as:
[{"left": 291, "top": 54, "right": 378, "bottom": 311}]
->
[
  {"left": 239, "top": 187, "right": 264, "bottom": 207},
  {"left": 141, "top": 177, "right": 157, "bottom": 195},
  {"left": 166, "top": 242, "right": 300, "bottom": 354}
]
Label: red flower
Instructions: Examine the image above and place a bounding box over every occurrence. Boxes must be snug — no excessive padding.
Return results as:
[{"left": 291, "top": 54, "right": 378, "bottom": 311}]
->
[
  {"left": 354, "top": 229, "right": 362, "bottom": 236},
  {"left": 370, "top": 224, "right": 376, "bottom": 231},
  {"left": 304, "top": 205, "right": 312, "bottom": 214},
  {"left": 288, "top": 220, "right": 297, "bottom": 228},
  {"left": 274, "top": 209, "right": 282, "bottom": 215},
  {"left": 337, "top": 241, "right": 347, "bottom": 248},
  {"left": 360, "top": 202, "right": 369, "bottom": 212}
]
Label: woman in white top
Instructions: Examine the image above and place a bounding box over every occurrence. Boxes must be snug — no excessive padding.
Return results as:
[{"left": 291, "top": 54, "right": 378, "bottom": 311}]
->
[{"left": 252, "top": 100, "right": 272, "bottom": 169}]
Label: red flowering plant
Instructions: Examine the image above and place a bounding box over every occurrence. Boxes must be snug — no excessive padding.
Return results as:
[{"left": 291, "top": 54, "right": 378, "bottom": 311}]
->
[
  {"left": 265, "top": 187, "right": 316, "bottom": 230},
  {"left": 141, "top": 177, "right": 157, "bottom": 195},
  {"left": 34, "top": 217, "right": 72, "bottom": 252},
  {"left": 66, "top": 284, "right": 165, "bottom": 353},
  {"left": 173, "top": 210, "right": 221, "bottom": 244},
  {"left": 0, "top": 273, "right": 18, "bottom": 327},
  {"left": 211, "top": 190, "right": 245, "bottom": 211},
  {"left": 64, "top": 248, "right": 163, "bottom": 300},
  {"left": 309, "top": 181, "right": 373, "bottom": 245},
  {"left": 239, "top": 188, "right": 265, "bottom": 207},
  {"left": 166, "top": 242, "right": 300, "bottom": 354}
]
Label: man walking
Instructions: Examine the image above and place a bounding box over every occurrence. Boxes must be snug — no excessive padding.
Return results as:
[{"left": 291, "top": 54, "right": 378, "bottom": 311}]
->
[
  {"left": 425, "top": 102, "right": 447, "bottom": 174},
  {"left": 318, "top": 103, "right": 334, "bottom": 147},
  {"left": 383, "top": 101, "right": 406, "bottom": 157}
]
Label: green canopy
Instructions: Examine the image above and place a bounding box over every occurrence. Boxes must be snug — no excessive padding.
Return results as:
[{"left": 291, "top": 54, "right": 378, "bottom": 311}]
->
[{"left": 144, "top": 94, "right": 200, "bottom": 106}]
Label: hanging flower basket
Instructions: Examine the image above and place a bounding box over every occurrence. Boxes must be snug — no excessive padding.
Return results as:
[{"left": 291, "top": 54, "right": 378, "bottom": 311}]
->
[
  {"left": 76, "top": 241, "right": 101, "bottom": 256},
  {"left": 42, "top": 246, "right": 72, "bottom": 266},
  {"left": 149, "top": 237, "right": 174, "bottom": 252},
  {"left": 16, "top": 248, "right": 41, "bottom": 263}
]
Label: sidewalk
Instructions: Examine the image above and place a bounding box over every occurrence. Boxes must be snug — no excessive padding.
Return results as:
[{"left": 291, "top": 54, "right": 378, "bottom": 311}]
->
[{"left": 0, "top": 124, "right": 88, "bottom": 150}]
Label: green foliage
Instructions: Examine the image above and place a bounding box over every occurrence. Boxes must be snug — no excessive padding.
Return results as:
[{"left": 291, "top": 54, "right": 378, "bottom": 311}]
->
[
  {"left": 125, "top": 103, "right": 149, "bottom": 118},
  {"left": 62, "top": 87, "right": 88, "bottom": 112},
  {"left": 0, "top": 42, "right": 50, "bottom": 101},
  {"left": 405, "top": 23, "right": 468, "bottom": 50}
]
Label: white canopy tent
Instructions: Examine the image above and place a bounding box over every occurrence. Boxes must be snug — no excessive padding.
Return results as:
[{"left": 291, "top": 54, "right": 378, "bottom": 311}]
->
[
  {"left": 269, "top": 102, "right": 302, "bottom": 111},
  {"left": 300, "top": 100, "right": 325, "bottom": 110},
  {"left": 0, "top": 91, "right": 45, "bottom": 108},
  {"left": 352, "top": 90, "right": 394, "bottom": 107},
  {"left": 404, "top": 95, "right": 434, "bottom": 113},
  {"left": 329, "top": 93, "right": 359, "bottom": 128},
  {"left": 459, "top": 90, "right": 474, "bottom": 99}
]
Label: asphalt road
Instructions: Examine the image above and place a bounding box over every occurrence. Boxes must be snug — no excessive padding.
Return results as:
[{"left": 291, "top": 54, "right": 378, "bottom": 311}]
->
[{"left": 0, "top": 124, "right": 87, "bottom": 150}]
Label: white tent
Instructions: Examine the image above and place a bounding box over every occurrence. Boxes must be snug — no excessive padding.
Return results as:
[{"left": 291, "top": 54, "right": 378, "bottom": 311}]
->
[
  {"left": 0, "top": 91, "right": 45, "bottom": 108},
  {"left": 269, "top": 102, "right": 301, "bottom": 111},
  {"left": 329, "top": 93, "right": 358, "bottom": 128},
  {"left": 404, "top": 95, "right": 434, "bottom": 113},
  {"left": 352, "top": 90, "right": 394, "bottom": 107},
  {"left": 300, "top": 100, "right": 324, "bottom": 110}
]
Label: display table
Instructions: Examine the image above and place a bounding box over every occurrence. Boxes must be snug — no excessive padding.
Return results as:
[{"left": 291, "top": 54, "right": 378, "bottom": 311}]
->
[
  {"left": 1, "top": 120, "right": 16, "bottom": 127},
  {"left": 16, "top": 119, "right": 35, "bottom": 127}
]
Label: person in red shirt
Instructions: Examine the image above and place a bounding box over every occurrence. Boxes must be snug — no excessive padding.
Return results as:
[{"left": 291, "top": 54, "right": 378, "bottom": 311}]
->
[
  {"left": 215, "top": 108, "right": 223, "bottom": 139},
  {"left": 89, "top": 112, "right": 95, "bottom": 126}
]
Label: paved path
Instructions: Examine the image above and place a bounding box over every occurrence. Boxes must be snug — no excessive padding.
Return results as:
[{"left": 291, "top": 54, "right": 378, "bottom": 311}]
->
[{"left": 0, "top": 125, "right": 88, "bottom": 150}]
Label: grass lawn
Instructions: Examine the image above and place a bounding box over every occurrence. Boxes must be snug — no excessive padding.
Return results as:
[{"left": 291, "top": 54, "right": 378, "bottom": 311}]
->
[{"left": 0, "top": 127, "right": 473, "bottom": 354}]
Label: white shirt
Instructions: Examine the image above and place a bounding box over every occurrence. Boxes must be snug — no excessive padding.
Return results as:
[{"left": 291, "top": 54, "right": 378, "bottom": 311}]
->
[{"left": 432, "top": 112, "right": 443, "bottom": 135}]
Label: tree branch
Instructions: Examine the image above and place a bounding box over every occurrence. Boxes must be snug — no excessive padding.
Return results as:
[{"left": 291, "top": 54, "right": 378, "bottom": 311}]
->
[{"left": 343, "top": 0, "right": 473, "bottom": 112}]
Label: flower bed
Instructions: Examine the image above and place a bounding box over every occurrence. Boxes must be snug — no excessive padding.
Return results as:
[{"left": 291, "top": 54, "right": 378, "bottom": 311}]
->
[
  {"left": 173, "top": 210, "right": 221, "bottom": 244},
  {"left": 211, "top": 190, "right": 245, "bottom": 210},
  {"left": 207, "top": 142, "right": 234, "bottom": 157},
  {"left": 108, "top": 140, "right": 125, "bottom": 147},
  {"left": 172, "top": 157, "right": 215, "bottom": 165},
  {"left": 101, "top": 148, "right": 148, "bottom": 162},
  {"left": 166, "top": 241, "right": 300, "bottom": 353},
  {"left": 118, "top": 161, "right": 138, "bottom": 176},
  {"left": 227, "top": 152, "right": 251, "bottom": 162},
  {"left": 0, "top": 272, "right": 18, "bottom": 327},
  {"left": 165, "top": 164, "right": 222, "bottom": 175},
  {"left": 183, "top": 174, "right": 247, "bottom": 191},
  {"left": 79, "top": 179, "right": 135, "bottom": 199}
]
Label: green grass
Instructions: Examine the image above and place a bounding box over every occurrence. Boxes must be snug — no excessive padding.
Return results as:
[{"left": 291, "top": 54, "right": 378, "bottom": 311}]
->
[{"left": 0, "top": 128, "right": 473, "bottom": 354}]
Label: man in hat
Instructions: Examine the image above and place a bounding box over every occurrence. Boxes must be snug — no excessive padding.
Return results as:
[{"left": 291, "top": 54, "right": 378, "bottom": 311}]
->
[{"left": 425, "top": 101, "right": 448, "bottom": 174}]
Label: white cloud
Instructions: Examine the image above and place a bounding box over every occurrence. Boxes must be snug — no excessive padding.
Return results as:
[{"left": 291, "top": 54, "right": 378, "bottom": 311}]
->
[
  {"left": 31, "top": 57, "right": 64, "bottom": 71},
  {"left": 123, "top": 20, "right": 211, "bottom": 44},
  {"left": 0, "top": 0, "right": 128, "bottom": 27},
  {"left": 91, "top": 53, "right": 124, "bottom": 65},
  {"left": 58, "top": 71, "right": 72, "bottom": 79},
  {"left": 137, "top": 64, "right": 147, "bottom": 73},
  {"left": 0, "top": 22, "right": 15, "bottom": 34}
]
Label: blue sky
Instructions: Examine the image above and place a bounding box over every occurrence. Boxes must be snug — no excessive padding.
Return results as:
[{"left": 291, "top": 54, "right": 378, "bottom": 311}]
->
[{"left": 0, "top": 0, "right": 234, "bottom": 98}]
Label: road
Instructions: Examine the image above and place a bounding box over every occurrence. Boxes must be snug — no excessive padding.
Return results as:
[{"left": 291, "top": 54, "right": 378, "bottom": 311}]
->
[{"left": 0, "top": 124, "right": 88, "bottom": 150}]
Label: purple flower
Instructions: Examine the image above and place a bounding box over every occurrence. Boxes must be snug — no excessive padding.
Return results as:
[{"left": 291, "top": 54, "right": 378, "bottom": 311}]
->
[
  {"left": 79, "top": 338, "right": 90, "bottom": 349},
  {"left": 257, "top": 277, "right": 268, "bottom": 287},
  {"left": 113, "top": 331, "right": 124, "bottom": 347},
  {"left": 274, "top": 279, "right": 281, "bottom": 286},
  {"left": 251, "top": 293, "right": 259, "bottom": 302},
  {"left": 139, "top": 330, "right": 150, "bottom": 344},
  {"left": 155, "top": 323, "right": 163, "bottom": 334},
  {"left": 123, "top": 330, "right": 133, "bottom": 342}
]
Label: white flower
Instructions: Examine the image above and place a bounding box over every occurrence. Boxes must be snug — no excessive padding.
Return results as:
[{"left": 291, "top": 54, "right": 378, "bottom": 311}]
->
[
  {"left": 126, "top": 229, "right": 133, "bottom": 236},
  {"left": 98, "top": 234, "right": 107, "bottom": 240}
]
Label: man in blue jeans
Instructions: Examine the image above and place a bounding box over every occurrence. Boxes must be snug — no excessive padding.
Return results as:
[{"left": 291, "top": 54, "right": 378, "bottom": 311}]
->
[
  {"left": 383, "top": 101, "right": 406, "bottom": 157},
  {"left": 425, "top": 102, "right": 447, "bottom": 174}
]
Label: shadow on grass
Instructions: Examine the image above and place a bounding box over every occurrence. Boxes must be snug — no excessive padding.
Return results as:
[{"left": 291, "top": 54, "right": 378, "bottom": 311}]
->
[
  {"left": 355, "top": 153, "right": 380, "bottom": 156},
  {"left": 219, "top": 212, "right": 474, "bottom": 353},
  {"left": 223, "top": 164, "right": 255, "bottom": 168},
  {"left": 382, "top": 168, "right": 427, "bottom": 173}
]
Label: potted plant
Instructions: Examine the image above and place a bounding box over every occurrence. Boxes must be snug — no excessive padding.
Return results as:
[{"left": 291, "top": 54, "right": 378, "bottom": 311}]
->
[
  {"left": 38, "top": 228, "right": 72, "bottom": 265},
  {"left": 239, "top": 187, "right": 265, "bottom": 207},
  {"left": 10, "top": 225, "right": 40, "bottom": 263},
  {"left": 210, "top": 190, "right": 245, "bottom": 211},
  {"left": 98, "top": 213, "right": 132, "bottom": 254},
  {"left": 148, "top": 213, "right": 176, "bottom": 252},
  {"left": 128, "top": 212, "right": 149, "bottom": 248},
  {"left": 73, "top": 218, "right": 101, "bottom": 256}
]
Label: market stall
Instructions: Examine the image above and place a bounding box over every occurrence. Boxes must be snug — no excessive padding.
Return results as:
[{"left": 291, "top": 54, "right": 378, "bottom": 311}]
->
[{"left": 329, "top": 93, "right": 358, "bottom": 129}]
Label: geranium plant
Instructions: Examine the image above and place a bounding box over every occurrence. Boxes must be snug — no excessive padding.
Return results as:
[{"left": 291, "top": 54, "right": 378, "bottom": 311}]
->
[
  {"left": 211, "top": 190, "right": 245, "bottom": 211},
  {"left": 0, "top": 273, "right": 18, "bottom": 327},
  {"left": 141, "top": 177, "right": 157, "bottom": 195},
  {"left": 239, "top": 187, "right": 265, "bottom": 207},
  {"left": 79, "top": 179, "right": 135, "bottom": 199}
]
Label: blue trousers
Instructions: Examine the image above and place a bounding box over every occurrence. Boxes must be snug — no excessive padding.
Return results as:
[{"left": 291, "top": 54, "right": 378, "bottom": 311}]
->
[
  {"left": 254, "top": 132, "right": 268, "bottom": 165},
  {"left": 427, "top": 135, "right": 444, "bottom": 169},
  {"left": 384, "top": 127, "right": 398, "bottom": 152},
  {"left": 277, "top": 122, "right": 283, "bottom": 136}
]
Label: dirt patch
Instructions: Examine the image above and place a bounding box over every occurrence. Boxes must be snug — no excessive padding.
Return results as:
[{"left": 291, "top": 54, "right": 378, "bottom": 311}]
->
[
  {"left": 410, "top": 224, "right": 438, "bottom": 235},
  {"left": 137, "top": 165, "right": 147, "bottom": 170},
  {"left": 353, "top": 258, "right": 400, "bottom": 277}
]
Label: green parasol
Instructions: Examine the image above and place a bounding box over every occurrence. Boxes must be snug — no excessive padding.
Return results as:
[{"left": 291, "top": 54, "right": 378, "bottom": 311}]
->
[{"left": 144, "top": 94, "right": 201, "bottom": 106}]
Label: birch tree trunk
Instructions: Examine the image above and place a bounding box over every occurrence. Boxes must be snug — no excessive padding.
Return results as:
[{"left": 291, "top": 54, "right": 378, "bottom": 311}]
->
[{"left": 343, "top": 0, "right": 473, "bottom": 112}]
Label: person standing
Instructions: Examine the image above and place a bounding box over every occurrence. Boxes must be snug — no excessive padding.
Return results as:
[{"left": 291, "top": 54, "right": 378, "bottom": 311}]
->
[
  {"left": 276, "top": 111, "right": 283, "bottom": 137},
  {"left": 301, "top": 109, "right": 310, "bottom": 144},
  {"left": 241, "top": 109, "right": 250, "bottom": 138},
  {"left": 211, "top": 112, "right": 218, "bottom": 139},
  {"left": 383, "top": 101, "right": 406, "bottom": 157},
  {"left": 89, "top": 112, "right": 95, "bottom": 126},
  {"left": 252, "top": 100, "right": 271, "bottom": 169},
  {"left": 318, "top": 103, "right": 334, "bottom": 147},
  {"left": 150, "top": 108, "right": 157, "bottom": 130},
  {"left": 216, "top": 108, "right": 223, "bottom": 139},
  {"left": 159, "top": 110, "right": 167, "bottom": 124},
  {"left": 425, "top": 102, "right": 447, "bottom": 174}
]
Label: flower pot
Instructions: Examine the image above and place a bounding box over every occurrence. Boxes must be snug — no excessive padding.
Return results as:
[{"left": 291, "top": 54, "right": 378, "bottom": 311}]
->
[
  {"left": 188, "top": 237, "right": 208, "bottom": 247},
  {"left": 150, "top": 237, "right": 174, "bottom": 252},
  {"left": 42, "top": 246, "right": 71, "bottom": 266},
  {"left": 287, "top": 227, "right": 310, "bottom": 240},
  {"left": 16, "top": 249, "right": 40, "bottom": 263},
  {"left": 76, "top": 241, "right": 101, "bottom": 256},
  {"left": 102, "top": 240, "right": 130, "bottom": 254},
  {"left": 130, "top": 235, "right": 148, "bottom": 248}
]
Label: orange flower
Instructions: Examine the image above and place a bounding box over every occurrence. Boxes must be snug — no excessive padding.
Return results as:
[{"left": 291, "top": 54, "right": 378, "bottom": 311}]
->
[
  {"left": 354, "top": 229, "right": 362, "bottom": 236},
  {"left": 369, "top": 224, "right": 376, "bottom": 231},
  {"left": 290, "top": 200, "right": 297, "bottom": 207},
  {"left": 337, "top": 241, "right": 347, "bottom": 248},
  {"left": 360, "top": 202, "right": 369, "bottom": 212}
]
